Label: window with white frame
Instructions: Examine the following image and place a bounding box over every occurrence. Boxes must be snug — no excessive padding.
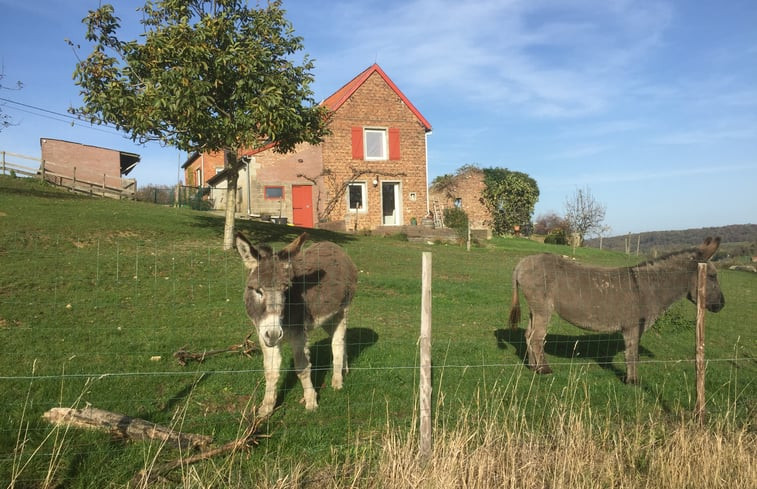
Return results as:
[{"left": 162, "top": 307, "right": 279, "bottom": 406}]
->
[
  {"left": 347, "top": 182, "right": 367, "bottom": 212},
  {"left": 364, "top": 128, "right": 387, "bottom": 160}
]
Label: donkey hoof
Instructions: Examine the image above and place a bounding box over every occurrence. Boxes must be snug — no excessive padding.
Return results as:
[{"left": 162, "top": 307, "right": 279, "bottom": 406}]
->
[
  {"left": 257, "top": 404, "right": 274, "bottom": 418},
  {"left": 534, "top": 365, "right": 553, "bottom": 375},
  {"left": 624, "top": 376, "right": 639, "bottom": 385},
  {"left": 299, "top": 398, "right": 318, "bottom": 410},
  {"left": 299, "top": 395, "right": 318, "bottom": 411},
  {"left": 331, "top": 378, "right": 344, "bottom": 390}
]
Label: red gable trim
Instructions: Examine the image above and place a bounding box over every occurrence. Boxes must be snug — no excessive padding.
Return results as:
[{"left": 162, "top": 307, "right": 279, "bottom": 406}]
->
[
  {"left": 322, "top": 63, "right": 432, "bottom": 132},
  {"left": 241, "top": 141, "right": 277, "bottom": 157}
]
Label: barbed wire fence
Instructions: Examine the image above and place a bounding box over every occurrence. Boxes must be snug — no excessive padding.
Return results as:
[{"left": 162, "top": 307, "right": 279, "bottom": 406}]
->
[{"left": 1, "top": 237, "right": 754, "bottom": 484}]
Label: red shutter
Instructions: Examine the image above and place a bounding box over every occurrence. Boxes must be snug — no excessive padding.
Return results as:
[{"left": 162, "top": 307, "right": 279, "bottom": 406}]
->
[
  {"left": 388, "top": 128, "right": 401, "bottom": 160},
  {"left": 351, "top": 127, "right": 363, "bottom": 160}
]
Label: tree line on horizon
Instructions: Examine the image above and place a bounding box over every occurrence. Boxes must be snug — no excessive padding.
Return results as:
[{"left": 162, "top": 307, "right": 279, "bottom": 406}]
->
[{"left": 584, "top": 223, "right": 757, "bottom": 257}]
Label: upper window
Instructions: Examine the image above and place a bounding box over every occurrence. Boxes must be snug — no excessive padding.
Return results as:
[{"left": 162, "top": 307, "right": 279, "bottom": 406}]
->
[
  {"left": 351, "top": 126, "right": 400, "bottom": 160},
  {"left": 264, "top": 186, "right": 284, "bottom": 200},
  {"left": 364, "top": 128, "right": 387, "bottom": 160}
]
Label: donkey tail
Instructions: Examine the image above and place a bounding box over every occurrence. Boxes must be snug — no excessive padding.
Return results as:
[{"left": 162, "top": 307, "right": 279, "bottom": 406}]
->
[{"left": 508, "top": 268, "right": 521, "bottom": 329}]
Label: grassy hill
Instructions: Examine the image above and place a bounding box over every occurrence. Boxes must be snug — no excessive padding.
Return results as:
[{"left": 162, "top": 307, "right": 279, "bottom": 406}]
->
[{"left": 1, "top": 175, "right": 755, "bottom": 488}]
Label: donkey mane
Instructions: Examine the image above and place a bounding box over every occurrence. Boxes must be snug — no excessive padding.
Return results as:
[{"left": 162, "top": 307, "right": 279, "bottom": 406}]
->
[{"left": 632, "top": 247, "right": 698, "bottom": 269}]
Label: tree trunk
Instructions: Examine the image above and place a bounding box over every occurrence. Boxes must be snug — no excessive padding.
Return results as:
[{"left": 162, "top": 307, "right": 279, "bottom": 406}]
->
[{"left": 223, "top": 150, "right": 240, "bottom": 250}]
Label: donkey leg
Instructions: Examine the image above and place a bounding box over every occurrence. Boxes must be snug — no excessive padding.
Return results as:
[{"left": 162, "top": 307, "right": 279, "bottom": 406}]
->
[
  {"left": 290, "top": 331, "right": 318, "bottom": 410},
  {"left": 525, "top": 312, "right": 552, "bottom": 374},
  {"left": 330, "top": 310, "right": 348, "bottom": 390},
  {"left": 258, "top": 342, "right": 282, "bottom": 417},
  {"left": 621, "top": 326, "right": 641, "bottom": 385}
]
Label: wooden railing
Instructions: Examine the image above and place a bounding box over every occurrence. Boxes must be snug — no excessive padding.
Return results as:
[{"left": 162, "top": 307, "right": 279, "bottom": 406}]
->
[{"left": 1, "top": 150, "right": 136, "bottom": 200}]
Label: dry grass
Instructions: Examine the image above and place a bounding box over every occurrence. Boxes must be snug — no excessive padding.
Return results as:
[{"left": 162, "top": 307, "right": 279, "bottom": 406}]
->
[
  {"left": 356, "top": 387, "right": 756, "bottom": 489},
  {"left": 155, "top": 378, "right": 756, "bottom": 489},
  {"left": 368, "top": 414, "right": 755, "bottom": 489}
]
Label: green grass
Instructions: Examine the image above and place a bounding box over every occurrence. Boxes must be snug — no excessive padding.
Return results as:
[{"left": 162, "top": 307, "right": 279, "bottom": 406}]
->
[{"left": 0, "top": 175, "right": 755, "bottom": 487}]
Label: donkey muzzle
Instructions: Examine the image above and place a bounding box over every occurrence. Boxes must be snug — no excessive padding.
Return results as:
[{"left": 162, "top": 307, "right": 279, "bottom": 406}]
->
[
  {"left": 708, "top": 293, "right": 725, "bottom": 313},
  {"left": 263, "top": 328, "right": 283, "bottom": 347}
]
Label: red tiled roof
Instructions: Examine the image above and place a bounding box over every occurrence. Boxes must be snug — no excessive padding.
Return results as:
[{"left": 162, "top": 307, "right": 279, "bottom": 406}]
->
[
  {"left": 241, "top": 63, "right": 432, "bottom": 158},
  {"left": 241, "top": 141, "right": 276, "bottom": 157},
  {"left": 321, "top": 63, "right": 432, "bottom": 131}
]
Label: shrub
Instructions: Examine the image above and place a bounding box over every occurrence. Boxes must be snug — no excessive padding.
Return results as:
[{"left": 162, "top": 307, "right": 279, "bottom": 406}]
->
[
  {"left": 444, "top": 207, "right": 469, "bottom": 240},
  {"left": 544, "top": 228, "right": 568, "bottom": 245}
]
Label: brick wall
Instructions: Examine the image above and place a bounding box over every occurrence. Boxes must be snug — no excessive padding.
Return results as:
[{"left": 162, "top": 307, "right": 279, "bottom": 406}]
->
[
  {"left": 40, "top": 138, "right": 124, "bottom": 189},
  {"left": 243, "top": 143, "right": 324, "bottom": 221},
  {"left": 322, "top": 72, "right": 429, "bottom": 230},
  {"left": 184, "top": 151, "right": 225, "bottom": 187}
]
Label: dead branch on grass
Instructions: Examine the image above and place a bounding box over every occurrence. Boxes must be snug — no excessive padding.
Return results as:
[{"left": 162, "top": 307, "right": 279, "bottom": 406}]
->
[
  {"left": 173, "top": 333, "right": 259, "bottom": 366},
  {"left": 132, "top": 417, "right": 268, "bottom": 486}
]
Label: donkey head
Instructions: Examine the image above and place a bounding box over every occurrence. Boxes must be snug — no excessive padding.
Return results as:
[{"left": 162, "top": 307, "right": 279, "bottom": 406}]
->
[
  {"left": 686, "top": 236, "right": 725, "bottom": 312},
  {"left": 235, "top": 232, "right": 309, "bottom": 347}
]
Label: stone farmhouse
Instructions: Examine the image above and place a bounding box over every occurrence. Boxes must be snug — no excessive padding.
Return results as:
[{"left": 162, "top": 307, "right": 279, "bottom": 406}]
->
[
  {"left": 182, "top": 63, "right": 432, "bottom": 231},
  {"left": 428, "top": 166, "right": 491, "bottom": 232}
]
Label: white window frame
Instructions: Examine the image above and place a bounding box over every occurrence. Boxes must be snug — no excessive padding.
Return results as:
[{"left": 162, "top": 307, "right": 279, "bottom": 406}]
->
[
  {"left": 347, "top": 182, "right": 367, "bottom": 212},
  {"left": 364, "top": 128, "right": 387, "bottom": 160}
]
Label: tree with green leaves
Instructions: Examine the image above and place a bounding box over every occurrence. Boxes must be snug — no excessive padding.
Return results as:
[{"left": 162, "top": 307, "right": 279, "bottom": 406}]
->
[
  {"left": 480, "top": 167, "right": 539, "bottom": 236},
  {"left": 70, "top": 0, "right": 329, "bottom": 248}
]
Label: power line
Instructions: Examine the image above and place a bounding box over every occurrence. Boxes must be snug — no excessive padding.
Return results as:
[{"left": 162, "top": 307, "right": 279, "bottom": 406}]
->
[
  {"left": 5, "top": 105, "right": 119, "bottom": 135},
  {"left": 0, "top": 96, "right": 122, "bottom": 134}
]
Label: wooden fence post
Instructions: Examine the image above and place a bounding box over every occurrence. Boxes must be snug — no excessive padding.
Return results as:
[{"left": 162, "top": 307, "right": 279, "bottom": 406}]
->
[
  {"left": 466, "top": 221, "right": 471, "bottom": 251},
  {"left": 40, "top": 159, "right": 45, "bottom": 180},
  {"left": 695, "top": 262, "right": 707, "bottom": 423},
  {"left": 419, "top": 252, "right": 432, "bottom": 460},
  {"left": 2, "top": 151, "right": 5, "bottom": 175}
]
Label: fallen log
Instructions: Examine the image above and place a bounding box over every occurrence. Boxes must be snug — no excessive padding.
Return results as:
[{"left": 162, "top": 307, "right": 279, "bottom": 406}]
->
[{"left": 42, "top": 406, "right": 212, "bottom": 450}]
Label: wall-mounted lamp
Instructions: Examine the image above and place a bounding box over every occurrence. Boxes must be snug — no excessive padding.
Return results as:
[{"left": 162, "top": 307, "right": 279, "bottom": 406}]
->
[{"left": 372, "top": 175, "right": 379, "bottom": 187}]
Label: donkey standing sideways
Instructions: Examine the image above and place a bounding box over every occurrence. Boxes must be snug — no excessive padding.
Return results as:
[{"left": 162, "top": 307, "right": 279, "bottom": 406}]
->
[
  {"left": 235, "top": 232, "right": 357, "bottom": 416},
  {"left": 509, "top": 237, "right": 725, "bottom": 384}
]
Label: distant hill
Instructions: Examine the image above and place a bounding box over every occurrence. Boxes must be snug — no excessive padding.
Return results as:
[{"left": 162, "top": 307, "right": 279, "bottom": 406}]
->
[{"left": 584, "top": 224, "right": 757, "bottom": 258}]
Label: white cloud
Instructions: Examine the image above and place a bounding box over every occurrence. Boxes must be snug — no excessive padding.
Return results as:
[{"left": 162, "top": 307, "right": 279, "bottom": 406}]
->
[
  {"left": 309, "top": 0, "right": 673, "bottom": 119},
  {"left": 574, "top": 164, "right": 757, "bottom": 185}
]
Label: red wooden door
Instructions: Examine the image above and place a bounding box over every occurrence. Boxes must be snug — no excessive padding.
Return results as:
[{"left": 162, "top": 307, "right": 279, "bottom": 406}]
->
[{"left": 292, "top": 185, "right": 314, "bottom": 228}]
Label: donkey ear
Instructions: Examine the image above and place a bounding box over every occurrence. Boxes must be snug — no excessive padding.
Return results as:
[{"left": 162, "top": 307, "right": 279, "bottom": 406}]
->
[
  {"left": 697, "top": 236, "right": 721, "bottom": 261},
  {"left": 278, "top": 232, "right": 309, "bottom": 259},
  {"left": 235, "top": 232, "right": 259, "bottom": 269}
]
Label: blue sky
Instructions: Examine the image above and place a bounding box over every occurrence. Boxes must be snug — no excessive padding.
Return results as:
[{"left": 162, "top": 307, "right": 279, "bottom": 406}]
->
[{"left": 1, "top": 0, "right": 755, "bottom": 235}]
